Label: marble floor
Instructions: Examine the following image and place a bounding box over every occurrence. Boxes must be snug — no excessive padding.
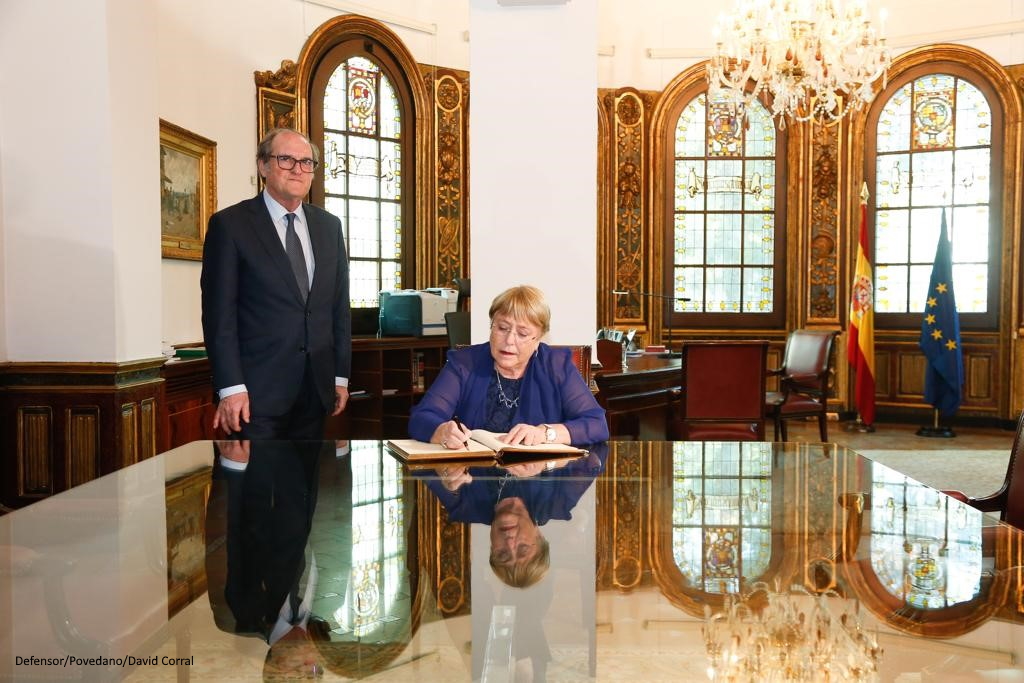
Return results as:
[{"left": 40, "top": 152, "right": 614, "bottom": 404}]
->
[{"left": 784, "top": 416, "right": 1016, "bottom": 451}]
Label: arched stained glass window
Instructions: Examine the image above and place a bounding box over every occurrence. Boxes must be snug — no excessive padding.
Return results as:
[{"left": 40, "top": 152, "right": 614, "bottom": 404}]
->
[
  {"left": 310, "top": 38, "right": 415, "bottom": 313},
  {"left": 671, "top": 442, "right": 772, "bottom": 593},
  {"left": 870, "top": 69, "right": 1001, "bottom": 329},
  {"left": 667, "top": 92, "right": 785, "bottom": 328}
]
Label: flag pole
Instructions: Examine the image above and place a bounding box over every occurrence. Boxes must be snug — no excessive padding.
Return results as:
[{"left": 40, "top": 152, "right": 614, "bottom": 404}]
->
[
  {"left": 916, "top": 409, "right": 956, "bottom": 438},
  {"left": 844, "top": 413, "right": 876, "bottom": 433}
]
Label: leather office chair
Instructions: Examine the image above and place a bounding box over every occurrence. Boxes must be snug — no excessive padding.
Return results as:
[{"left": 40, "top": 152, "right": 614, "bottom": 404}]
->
[
  {"left": 764, "top": 329, "right": 837, "bottom": 442},
  {"left": 557, "top": 344, "right": 593, "bottom": 387},
  {"left": 670, "top": 340, "right": 769, "bottom": 441},
  {"left": 944, "top": 410, "right": 1024, "bottom": 529},
  {"left": 444, "top": 310, "right": 471, "bottom": 348}
]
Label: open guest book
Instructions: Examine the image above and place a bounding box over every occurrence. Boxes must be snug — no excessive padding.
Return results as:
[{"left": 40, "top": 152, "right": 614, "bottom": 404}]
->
[{"left": 386, "top": 429, "right": 587, "bottom": 468}]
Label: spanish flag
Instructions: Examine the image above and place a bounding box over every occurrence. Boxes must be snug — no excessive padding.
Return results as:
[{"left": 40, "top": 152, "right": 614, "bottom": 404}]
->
[{"left": 847, "top": 187, "right": 876, "bottom": 426}]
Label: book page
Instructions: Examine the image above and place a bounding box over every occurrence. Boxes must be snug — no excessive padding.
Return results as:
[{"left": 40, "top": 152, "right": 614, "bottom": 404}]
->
[
  {"left": 385, "top": 438, "right": 495, "bottom": 461},
  {"left": 468, "top": 429, "right": 586, "bottom": 455}
]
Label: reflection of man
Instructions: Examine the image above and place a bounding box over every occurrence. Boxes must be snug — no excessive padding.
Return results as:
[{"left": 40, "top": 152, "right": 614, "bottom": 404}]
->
[
  {"left": 201, "top": 127, "right": 351, "bottom": 439},
  {"left": 206, "top": 440, "right": 330, "bottom": 679}
]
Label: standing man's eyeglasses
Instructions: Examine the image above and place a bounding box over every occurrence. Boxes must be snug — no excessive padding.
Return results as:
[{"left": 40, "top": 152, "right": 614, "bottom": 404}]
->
[{"left": 269, "top": 154, "right": 319, "bottom": 172}]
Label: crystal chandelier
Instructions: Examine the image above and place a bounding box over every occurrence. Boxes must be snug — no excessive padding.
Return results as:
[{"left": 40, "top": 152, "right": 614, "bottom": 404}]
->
[
  {"left": 706, "top": 0, "right": 891, "bottom": 127},
  {"left": 703, "top": 582, "right": 883, "bottom": 681}
]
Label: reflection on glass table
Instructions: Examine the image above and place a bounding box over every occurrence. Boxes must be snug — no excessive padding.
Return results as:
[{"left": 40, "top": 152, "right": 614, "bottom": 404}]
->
[{"left": 3, "top": 440, "right": 1024, "bottom": 681}]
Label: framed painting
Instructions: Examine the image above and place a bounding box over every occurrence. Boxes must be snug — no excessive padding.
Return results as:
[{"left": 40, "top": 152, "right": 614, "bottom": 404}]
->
[{"left": 160, "top": 119, "right": 216, "bottom": 260}]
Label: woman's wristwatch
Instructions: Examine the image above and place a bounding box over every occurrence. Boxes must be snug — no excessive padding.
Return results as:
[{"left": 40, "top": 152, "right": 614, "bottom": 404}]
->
[{"left": 542, "top": 424, "right": 557, "bottom": 443}]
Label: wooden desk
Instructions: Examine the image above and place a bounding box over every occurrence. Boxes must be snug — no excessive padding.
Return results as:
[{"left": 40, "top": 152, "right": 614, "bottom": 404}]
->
[{"left": 594, "top": 353, "right": 680, "bottom": 439}]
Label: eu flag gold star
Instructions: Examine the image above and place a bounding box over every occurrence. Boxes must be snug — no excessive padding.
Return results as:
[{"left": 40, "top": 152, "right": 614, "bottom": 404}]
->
[
  {"left": 927, "top": 297, "right": 937, "bottom": 308},
  {"left": 925, "top": 314, "right": 936, "bottom": 324},
  {"left": 946, "top": 339, "right": 957, "bottom": 351},
  {"left": 931, "top": 329, "right": 943, "bottom": 340},
  {"left": 936, "top": 283, "right": 948, "bottom": 294}
]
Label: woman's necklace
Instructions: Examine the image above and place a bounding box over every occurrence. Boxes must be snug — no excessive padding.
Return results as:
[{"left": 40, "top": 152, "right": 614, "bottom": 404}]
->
[
  {"left": 496, "top": 472, "right": 513, "bottom": 501},
  {"left": 495, "top": 368, "right": 520, "bottom": 409}
]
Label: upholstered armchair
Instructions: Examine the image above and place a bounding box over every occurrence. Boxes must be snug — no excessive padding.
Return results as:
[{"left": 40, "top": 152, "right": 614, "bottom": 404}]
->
[
  {"left": 944, "top": 410, "right": 1024, "bottom": 529},
  {"left": 764, "top": 330, "right": 838, "bottom": 442}
]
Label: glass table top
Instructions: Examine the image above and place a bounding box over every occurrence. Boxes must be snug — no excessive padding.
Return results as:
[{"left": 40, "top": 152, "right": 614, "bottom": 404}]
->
[{"left": 2, "top": 439, "right": 1023, "bottom": 681}]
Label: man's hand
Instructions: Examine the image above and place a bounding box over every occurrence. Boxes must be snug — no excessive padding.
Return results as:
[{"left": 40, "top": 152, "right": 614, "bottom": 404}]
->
[
  {"left": 213, "top": 392, "right": 250, "bottom": 434},
  {"left": 332, "top": 386, "right": 350, "bottom": 416}
]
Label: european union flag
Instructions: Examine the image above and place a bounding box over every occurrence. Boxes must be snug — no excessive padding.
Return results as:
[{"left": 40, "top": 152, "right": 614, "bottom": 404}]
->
[{"left": 919, "top": 209, "right": 964, "bottom": 415}]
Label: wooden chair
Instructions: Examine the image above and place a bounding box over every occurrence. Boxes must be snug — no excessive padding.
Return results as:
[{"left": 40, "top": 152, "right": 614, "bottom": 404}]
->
[
  {"left": 944, "top": 410, "right": 1024, "bottom": 529},
  {"left": 670, "top": 340, "right": 769, "bottom": 441},
  {"left": 764, "top": 329, "right": 837, "bottom": 442},
  {"left": 558, "top": 344, "right": 593, "bottom": 387}
]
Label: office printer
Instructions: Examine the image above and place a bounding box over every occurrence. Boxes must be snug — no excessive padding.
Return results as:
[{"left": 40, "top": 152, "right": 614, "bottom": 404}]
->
[{"left": 379, "top": 288, "right": 458, "bottom": 337}]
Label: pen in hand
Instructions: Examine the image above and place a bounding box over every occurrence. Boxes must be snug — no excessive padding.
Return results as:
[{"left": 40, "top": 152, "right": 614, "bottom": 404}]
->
[{"left": 452, "top": 416, "right": 471, "bottom": 447}]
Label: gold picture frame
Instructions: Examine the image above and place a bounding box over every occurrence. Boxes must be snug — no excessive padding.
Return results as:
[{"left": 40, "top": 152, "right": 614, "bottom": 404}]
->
[{"left": 160, "top": 119, "right": 216, "bottom": 261}]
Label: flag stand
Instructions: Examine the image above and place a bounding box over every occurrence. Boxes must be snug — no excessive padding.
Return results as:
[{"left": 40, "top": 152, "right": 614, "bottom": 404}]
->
[
  {"left": 916, "top": 409, "right": 956, "bottom": 438},
  {"left": 844, "top": 415, "right": 875, "bottom": 433}
]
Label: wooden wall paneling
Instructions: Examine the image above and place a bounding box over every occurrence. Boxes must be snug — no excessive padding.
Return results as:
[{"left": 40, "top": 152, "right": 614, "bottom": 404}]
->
[
  {"left": 17, "top": 407, "right": 52, "bottom": 498},
  {"left": 0, "top": 359, "right": 165, "bottom": 510},
  {"left": 422, "top": 66, "right": 470, "bottom": 290},
  {"left": 66, "top": 406, "right": 100, "bottom": 488}
]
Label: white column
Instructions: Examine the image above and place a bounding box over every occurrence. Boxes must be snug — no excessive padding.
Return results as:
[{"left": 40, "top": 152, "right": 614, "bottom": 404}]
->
[
  {"left": 468, "top": 0, "right": 597, "bottom": 345},
  {"left": 0, "top": 0, "right": 161, "bottom": 362}
]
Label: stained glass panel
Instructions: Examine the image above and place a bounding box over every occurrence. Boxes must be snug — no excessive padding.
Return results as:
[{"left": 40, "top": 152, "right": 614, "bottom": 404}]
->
[
  {"left": 380, "top": 202, "right": 400, "bottom": 260},
  {"left": 324, "top": 67, "right": 348, "bottom": 132},
  {"left": 911, "top": 150, "right": 953, "bottom": 206},
  {"left": 675, "top": 161, "right": 705, "bottom": 212},
  {"left": 348, "top": 199, "right": 380, "bottom": 259},
  {"left": 675, "top": 94, "right": 706, "bottom": 158},
  {"left": 348, "top": 136, "right": 380, "bottom": 199},
  {"left": 911, "top": 75, "right": 955, "bottom": 150},
  {"left": 705, "top": 213, "right": 742, "bottom": 264},
  {"left": 743, "top": 102, "right": 775, "bottom": 157},
  {"left": 953, "top": 263, "right": 987, "bottom": 314},
  {"left": 706, "top": 267, "right": 742, "bottom": 312},
  {"left": 323, "top": 132, "right": 347, "bottom": 196},
  {"left": 380, "top": 141, "right": 401, "bottom": 200},
  {"left": 876, "top": 83, "right": 912, "bottom": 153},
  {"left": 874, "top": 264, "right": 907, "bottom": 313},
  {"left": 675, "top": 213, "right": 704, "bottom": 265},
  {"left": 875, "top": 208, "right": 908, "bottom": 264},
  {"left": 875, "top": 153, "right": 909, "bottom": 208},
  {"left": 347, "top": 62, "right": 379, "bottom": 135},
  {"left": 380, "top": 74, "right": 400, "bottom": 140},
  {"left": 743, "top": 267, "right": 772, "bottom": 312},
  {"left": 675, "top": 267, "right": 702, "bottom": 311},
  {"left": 953, "top": 148, "right": 991, "bottom": 205},
  {"left": 744, "top": 159, "right": 775, "bottom": 210},
  {"left": 954, "top": 79, "right": 991, "bottom": 147},
  {"left": 349, "top": 260, "right": 382, "bottom": 308},
  {"left": 707, "top": 99, "right": 743, "bottom": 157},
  {"left": 742, "top": 214, "right": 772, "bottom": 265},
  {"left": 951, "top": 205, "right": 989, "bottom": 263}
]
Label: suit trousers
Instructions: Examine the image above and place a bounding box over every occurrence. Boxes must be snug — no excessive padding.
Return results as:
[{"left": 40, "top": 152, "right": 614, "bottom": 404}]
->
[{"left": 236, "top": 358, "right": 327, "bottom": 440}]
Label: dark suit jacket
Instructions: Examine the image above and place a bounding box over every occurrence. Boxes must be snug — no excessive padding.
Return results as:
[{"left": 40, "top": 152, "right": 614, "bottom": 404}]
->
[{"left": 201, "top": 194, "right": 351, "bottom": 416}]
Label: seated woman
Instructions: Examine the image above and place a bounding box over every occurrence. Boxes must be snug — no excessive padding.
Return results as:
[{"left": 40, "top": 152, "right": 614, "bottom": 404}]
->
[{"left": 409, "top": 284, "right": 609, "bottom": 448}]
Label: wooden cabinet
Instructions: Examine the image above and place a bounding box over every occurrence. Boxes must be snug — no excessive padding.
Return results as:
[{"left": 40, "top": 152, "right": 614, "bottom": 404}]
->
[
  {"left": 160, "top": 337, "right": 451, "bottom": 449},
  {"left": 325, "top": 337, "right": 449, "bottom": 439}
]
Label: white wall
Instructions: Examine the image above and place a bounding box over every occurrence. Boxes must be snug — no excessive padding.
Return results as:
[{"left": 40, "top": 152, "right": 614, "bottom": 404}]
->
[
  {"left": 469, "top": 0, "right": 597, "bottom": 346},
  {"left": 0, "top": 0, "right": 160, "bottom": 362}
]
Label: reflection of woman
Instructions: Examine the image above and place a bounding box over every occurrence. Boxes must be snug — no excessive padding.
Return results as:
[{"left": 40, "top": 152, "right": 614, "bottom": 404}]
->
[
  {"left": 409, "top": 285, "right": 609, "bottom": 448},
  {"left": 417, "top": 444, "right": 608, "bottom": 588}
]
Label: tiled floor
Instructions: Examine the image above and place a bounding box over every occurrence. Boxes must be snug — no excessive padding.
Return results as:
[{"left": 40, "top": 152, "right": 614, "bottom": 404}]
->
[{"left": 783, "top": 416, "right": 1015, "bottom": 451}]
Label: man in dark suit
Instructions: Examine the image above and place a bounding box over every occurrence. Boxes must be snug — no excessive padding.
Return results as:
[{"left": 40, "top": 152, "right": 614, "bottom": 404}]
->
[{"left": 201, "top": 128, "right": 351, "bottom": 439}]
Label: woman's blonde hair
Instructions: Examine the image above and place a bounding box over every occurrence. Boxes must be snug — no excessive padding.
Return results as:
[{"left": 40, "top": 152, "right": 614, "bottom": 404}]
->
[
  {"left": 489, "top": 535, "right": 551, "bottom": 588},
  {"left": 488, "top": 285, "right": 551, "bottom": 334}
]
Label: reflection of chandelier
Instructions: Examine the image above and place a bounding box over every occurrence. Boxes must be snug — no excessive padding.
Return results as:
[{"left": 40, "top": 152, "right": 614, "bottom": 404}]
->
[
  {"left": 706, "top": 0, "right": 891, "bottom": 127},
  {"left": 703, "top": 582, "right": 883, "bottom": 681}
]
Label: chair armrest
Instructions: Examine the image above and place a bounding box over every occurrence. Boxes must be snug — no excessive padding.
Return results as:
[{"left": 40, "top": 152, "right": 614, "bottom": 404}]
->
[
  {"left": 784, "top": 372, "right": 820, "bottom": 384},
  {"left": 942, "top": 489, "right": 1005, "bottom": 513},
  {"left": 766, "top": 368, "right": 784, "bottom": 377}
]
